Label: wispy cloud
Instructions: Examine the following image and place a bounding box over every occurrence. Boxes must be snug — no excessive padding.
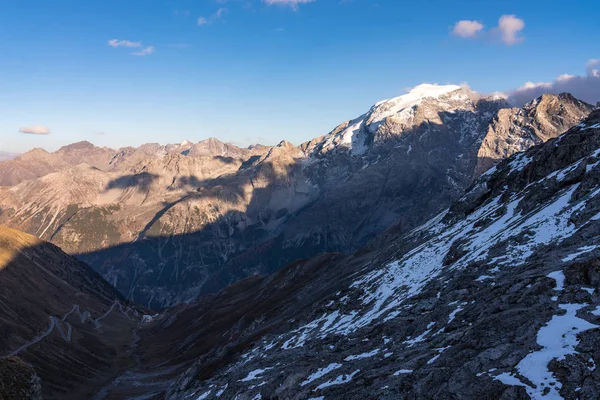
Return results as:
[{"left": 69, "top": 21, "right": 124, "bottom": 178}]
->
[
  {"left": 452, "top": 20, "right": 484, "bottom": 38},
  {"left": 506, "top": 59, "right": 600, "bottom": 106},
  {"left": 132, "top": 46, "right": 155, "bottom": 56},
  {"left": 198, "top": 7, "right": 228, "bottom": 26},
  {"left": 108, "top": 39, "right": 142, "bottom": 48},
  {"left": 109, "top": 39, "right": 155, "bottom": 56},
  {"left": 263, "top": 0, "right": 316, "bottom": 11},
  {"left": 19, "top": 125, "right": 51, "bottom": 135},
  {"left": 452, "top": 14, "right": 525, "bottom": 46}
]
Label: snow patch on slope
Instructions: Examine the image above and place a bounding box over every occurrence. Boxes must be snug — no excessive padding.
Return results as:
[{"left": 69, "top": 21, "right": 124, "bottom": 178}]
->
[{"left": 495, "top": 304, "right": 598, "bottom": 399}]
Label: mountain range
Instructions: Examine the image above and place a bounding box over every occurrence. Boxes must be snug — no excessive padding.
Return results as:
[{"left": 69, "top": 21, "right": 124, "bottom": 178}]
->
[
  {"left": 0, "top": 85, "right": 593, "bottom": 310},
  {"left": 158, "top": 106, "right": 600, "bottom": 400},
  {"left": 2, "top": 98, "right": 600, "bottom": 399}
]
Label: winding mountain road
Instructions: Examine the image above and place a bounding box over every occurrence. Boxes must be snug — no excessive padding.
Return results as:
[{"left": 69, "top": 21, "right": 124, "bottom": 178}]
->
[{"left": 7, "top": 301, "right": 136, "bottom": 357}]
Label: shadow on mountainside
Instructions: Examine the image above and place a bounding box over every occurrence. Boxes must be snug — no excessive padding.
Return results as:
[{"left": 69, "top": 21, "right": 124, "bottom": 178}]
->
[
  {"left": 92, "top": 247, "right": 388, "bottom": 399},
  {"left": 67, "top": 104, "right": 508, "bottom": 310},
  {"left": 4, "top": 108, "right": 600, "bottom": 399},
  {"left": 0, "top": 228, "right": 142, "bottom": 400},
  {"left": 104, "top": 172, "right": 159, "bottom": 193}
]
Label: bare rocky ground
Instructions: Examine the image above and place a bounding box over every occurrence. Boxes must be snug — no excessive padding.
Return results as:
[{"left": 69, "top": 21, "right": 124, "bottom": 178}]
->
[{"left": 0, "top": 356, "right": 42, "bottom": 400}]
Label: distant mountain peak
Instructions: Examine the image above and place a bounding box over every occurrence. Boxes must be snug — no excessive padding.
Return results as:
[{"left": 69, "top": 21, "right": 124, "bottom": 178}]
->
[
  {"left": 56, "top": 140, "right": 97, "bottom": 152},
  {"left": 188, "top": 137, "right": 246, "bottom": 158},
  {"left": 374, "top": 83, "right": 462, "bottom": 108},
  {"left": 303, "top": 83, "right": 489, "bottom": 157},
  {"left": 277, "top": 140, "right": 294, "bottom": 148}
]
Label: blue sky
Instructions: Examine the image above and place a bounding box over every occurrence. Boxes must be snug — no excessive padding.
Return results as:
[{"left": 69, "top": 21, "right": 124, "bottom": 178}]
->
[{"left": 1, "top": 0, "right": 599, "bottom": 153}]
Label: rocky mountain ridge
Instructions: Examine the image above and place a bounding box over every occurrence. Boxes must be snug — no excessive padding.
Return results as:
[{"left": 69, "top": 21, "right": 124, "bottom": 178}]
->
[
  {"left": 0, "top": 86, "right": 593, "bottom": 308},
  {"left": 1, "top": 94, "right": 599, "bottom": 399},
  {"left": 144, "top": 108, "right": 600, "bottom": 400},
  {"left": 0, "top": 138, "right": 252, "bottom": 187}
]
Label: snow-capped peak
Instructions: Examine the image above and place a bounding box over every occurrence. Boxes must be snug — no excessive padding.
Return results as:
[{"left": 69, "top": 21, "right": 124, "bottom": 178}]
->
[
  {"left": 374, "top": 84, "right": 462, "bottom": 108},
  {"left": 367, "top": 84, "right": 463, "bottom": 130},
  {"left": 311, "top": 83, "right": 467, "bottom": 156},
  {"left": 180, "top": 140, "right": 192, "bottom": 147}
]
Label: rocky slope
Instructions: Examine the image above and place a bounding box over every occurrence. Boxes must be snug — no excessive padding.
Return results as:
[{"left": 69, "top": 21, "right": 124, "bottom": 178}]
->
[
  {"left": 0, "top": 87, "right": 592, "bottom": 309},
  {"left": 0, "top": 226, "right": 142, "bottom": 399},
  {"left": 475, "top": 92, "right": 594, "bottom": 175},
  {"left": 130, "top": 109, "right": 600, "bottom": 399},
  {"left": 0, "top": 148, "right": 73, "bottom": 187}
]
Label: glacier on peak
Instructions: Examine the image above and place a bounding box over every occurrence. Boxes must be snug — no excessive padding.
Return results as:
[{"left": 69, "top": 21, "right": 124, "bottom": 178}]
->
[{"left": 311, "top": 83, "right": 473, "bottom": 156}]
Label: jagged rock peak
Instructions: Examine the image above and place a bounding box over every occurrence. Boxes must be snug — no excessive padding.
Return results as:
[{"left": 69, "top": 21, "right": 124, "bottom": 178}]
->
[
  {"left": 523, "top": 92, "right": 592, "bottom": 111},
  {"left": 188, "top": 137, "right": 246, "bottom": 158},
  {"left": 474, "top": 92, "right": 594, "bottom": 176},
  {"left": 277, "top": 140, "right": 295, "bottom": 148},
  {"left": 302, "top": 83, "right": 500, "bottom": 157}
]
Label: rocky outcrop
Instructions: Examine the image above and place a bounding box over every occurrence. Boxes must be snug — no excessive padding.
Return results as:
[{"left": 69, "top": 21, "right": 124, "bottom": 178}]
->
[
  {"left": 475, "top": 92, "right": 593, "bottom": 176},
  {"left": 0, "top": 357, "right": 43, "bottom": 400}
]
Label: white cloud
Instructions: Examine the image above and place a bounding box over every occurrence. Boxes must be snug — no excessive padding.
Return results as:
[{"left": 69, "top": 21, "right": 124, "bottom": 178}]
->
[
  {"left": 197, "top": 16, "right": 209, "bottom": 26},
  {"left": 495, "top": 14, "right": 525, "bottom": 45},
  {"left": 556, "top": 74, "right": 575, "bottom": 82},
  {"left": 263, "top": 0, "right": 316, "bottom": 10},
  {"left": 132, "top": 46, "right": 155, "bottom": 56},
  {"left": 452, "top": 20, "right": 484, "bottom": 38},
  {"left": 507, "top": 59, "right": 600, "bottom": 106},
  {"left": 108, "top": 39, "right": 142, "bottom": 48},
  {"left": 452, "top": 15, "right": 525, "bottom": 46},
  {"left": 19, "top": 125, "right": 51, "bottom": 135}
]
